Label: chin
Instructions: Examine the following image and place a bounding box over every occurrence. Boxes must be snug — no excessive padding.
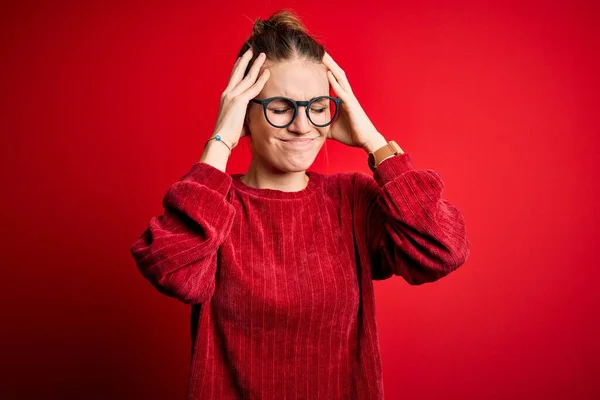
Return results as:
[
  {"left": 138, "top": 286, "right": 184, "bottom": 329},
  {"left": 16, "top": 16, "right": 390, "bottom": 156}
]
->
[
  {"left": 280, "top": 159, "right": 315, "bottom": 172},
  {"left": 273, "top": 153, "right": 318, "bottom": 173},
  {"left": 260, "top": 138, "right": 324, "bottom": 171}
]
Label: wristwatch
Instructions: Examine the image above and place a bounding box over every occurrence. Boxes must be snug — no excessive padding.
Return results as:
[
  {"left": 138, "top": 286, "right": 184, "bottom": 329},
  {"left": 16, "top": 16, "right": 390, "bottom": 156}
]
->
[{"left": 368, "top": 140, "right": 404, "bottom": 171}]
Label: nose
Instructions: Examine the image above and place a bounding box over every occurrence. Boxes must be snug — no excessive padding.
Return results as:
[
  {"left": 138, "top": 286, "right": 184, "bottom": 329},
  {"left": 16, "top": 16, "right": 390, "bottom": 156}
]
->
[{"left": 287, "top": 106, "right": 312, "bottom": 135}]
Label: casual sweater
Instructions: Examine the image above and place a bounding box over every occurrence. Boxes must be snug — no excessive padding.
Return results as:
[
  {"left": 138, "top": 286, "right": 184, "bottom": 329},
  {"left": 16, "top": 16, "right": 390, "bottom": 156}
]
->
[{"left": 130, "top": 152, "right": 470, "bottom": 400}]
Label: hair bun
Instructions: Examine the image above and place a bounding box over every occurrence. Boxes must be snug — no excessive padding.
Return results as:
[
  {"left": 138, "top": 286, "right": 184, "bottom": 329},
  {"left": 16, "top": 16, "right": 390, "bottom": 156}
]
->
[
  {"left": 252, "top": 10, "right": 307, "bottom": 37},
  {"left": 239, "top": 8, "right": 323, "bottom": 66},
  {"left": 252, "top": 18, "right": 266, "bottom": 36}
]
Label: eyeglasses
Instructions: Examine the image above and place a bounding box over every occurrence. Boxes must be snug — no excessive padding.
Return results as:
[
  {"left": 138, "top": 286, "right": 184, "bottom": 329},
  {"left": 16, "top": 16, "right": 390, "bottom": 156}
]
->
[{"left": 250, "top": 96, "right": 343, "bottom": 128}]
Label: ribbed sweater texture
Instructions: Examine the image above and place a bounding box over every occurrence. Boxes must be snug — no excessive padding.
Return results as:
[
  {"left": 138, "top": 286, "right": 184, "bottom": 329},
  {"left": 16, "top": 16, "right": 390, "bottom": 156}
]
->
[{"left": 130, "top": 153, "right": 470, "bottom": 399}]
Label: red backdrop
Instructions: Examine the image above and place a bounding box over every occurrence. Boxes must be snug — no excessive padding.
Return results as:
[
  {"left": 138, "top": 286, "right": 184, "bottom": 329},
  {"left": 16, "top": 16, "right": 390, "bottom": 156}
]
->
[{"left": 1, "top": 1, "right": 598, "bottom": 399}]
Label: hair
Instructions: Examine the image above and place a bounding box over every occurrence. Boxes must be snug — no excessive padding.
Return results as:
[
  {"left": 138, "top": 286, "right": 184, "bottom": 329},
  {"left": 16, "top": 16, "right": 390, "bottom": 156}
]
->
[{"left": 238, "top": 9, "right": 325, "bottom": 79}]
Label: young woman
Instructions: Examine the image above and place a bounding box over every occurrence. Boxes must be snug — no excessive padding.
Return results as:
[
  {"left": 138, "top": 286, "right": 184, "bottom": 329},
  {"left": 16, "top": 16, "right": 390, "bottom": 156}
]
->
[{"left": 131, "top": 9, "right": 470, "bottom": 400}]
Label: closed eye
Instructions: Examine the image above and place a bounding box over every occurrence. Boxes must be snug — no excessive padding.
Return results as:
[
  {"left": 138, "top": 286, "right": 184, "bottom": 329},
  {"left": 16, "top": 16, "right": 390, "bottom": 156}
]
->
[{"left": 270, "top": 108, "right": 292, "bottom": 114}]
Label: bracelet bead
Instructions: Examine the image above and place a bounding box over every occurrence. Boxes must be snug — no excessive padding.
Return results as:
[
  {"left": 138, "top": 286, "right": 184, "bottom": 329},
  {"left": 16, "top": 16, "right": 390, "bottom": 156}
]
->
[{"left": 204, "top": 134, "right": 232, "bottom": 152}]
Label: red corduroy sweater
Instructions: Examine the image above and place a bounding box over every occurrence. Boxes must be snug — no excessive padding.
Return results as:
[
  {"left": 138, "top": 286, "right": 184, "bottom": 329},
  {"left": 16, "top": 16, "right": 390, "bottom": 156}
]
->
[{"left": 130, "top": 153, "right": 470, "bottom": 399}]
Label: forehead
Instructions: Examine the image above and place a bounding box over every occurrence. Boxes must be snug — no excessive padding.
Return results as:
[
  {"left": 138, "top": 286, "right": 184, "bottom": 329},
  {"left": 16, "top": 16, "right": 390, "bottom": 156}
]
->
[{"left": 259, "top": 58, "right": 329, "bottom": 99}]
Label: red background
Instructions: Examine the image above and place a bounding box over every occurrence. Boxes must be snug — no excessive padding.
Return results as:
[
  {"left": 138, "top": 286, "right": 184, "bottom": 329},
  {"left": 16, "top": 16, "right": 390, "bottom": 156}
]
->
[{"left": 1, "top": 1, "right": 598, "bottom": 399}]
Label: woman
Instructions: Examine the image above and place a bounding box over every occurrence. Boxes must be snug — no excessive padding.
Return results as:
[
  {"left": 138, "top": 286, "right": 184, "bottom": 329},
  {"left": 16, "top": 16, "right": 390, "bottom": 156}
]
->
[{"left": 130, "top": 9, "right": 470, "bottom": 400}]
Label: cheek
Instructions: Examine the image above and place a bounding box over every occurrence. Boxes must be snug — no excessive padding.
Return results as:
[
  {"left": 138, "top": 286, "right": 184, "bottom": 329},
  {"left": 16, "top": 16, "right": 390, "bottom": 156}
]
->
[
  {"left": 247, "top": 109, "right": 265, "bottom": 133},
  {"left": 249, "top": 121, "right": 279, "bottom": 145}
]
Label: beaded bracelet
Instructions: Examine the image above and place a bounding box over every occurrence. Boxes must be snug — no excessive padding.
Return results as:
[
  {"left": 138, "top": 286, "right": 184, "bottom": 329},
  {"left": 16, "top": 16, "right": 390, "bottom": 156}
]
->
[{"left": 204, "top": 134, "right": 232, "bottom": 152}]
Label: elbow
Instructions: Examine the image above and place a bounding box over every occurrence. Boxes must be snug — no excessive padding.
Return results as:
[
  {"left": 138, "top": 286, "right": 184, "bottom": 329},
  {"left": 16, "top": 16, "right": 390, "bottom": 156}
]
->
[
  {"left": 150, "top": 272, "right": 216, "bottom": 305},
  {"left": 398, "top": 246, "right": 469, "bottom": 286},
  {"left": 413, "top": 233, "right": 471, "bottom": 285},
  {"left": 134, "top": 251, "right": 217, "bottom": 305},
  {"left": 401, "top": 264, "right": 457, "bottom": 286},
  {"left": 129, "top": 233, "right": 219, "bottom": 305}
]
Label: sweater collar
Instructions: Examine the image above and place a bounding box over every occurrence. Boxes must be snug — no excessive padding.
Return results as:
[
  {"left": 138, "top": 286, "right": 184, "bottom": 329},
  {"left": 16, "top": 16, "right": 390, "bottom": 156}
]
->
[{"left": 230, "top": 170, "right": 321, "bottom": 200}]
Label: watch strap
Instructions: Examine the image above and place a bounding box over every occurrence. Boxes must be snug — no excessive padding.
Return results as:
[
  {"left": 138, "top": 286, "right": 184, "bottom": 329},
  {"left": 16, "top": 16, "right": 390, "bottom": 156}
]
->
[{"left": 369, "top": 140, "right": 403, "bottom": 171}]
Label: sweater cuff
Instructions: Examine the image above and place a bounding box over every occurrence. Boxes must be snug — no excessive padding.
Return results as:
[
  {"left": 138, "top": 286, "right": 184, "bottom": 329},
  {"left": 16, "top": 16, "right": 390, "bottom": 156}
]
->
[
  {"left": 181, "top": 162, "right": 233, "bottom": 196},
  {"left": 373, "top": 153, "right": 415, "bottom": 187}
]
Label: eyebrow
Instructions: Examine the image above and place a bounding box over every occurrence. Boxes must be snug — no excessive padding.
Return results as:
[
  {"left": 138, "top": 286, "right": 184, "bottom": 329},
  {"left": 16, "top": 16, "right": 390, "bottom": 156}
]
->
[{"left": 269, "top": 95, "right": 327, "bottom": 100}]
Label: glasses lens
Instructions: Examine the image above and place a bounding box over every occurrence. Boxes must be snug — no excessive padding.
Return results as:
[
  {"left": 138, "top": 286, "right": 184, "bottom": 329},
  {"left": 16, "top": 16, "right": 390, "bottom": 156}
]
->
[
  {"left": 308, "top": 96, "right": 337, "bottom": 127},
  {"left": 265, "top": 98, "right": 296, "bottom": 127}
]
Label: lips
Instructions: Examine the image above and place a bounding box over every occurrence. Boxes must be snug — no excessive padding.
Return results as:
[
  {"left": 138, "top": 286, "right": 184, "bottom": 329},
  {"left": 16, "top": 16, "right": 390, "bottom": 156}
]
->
[
  {"left": 278, "top": 138, "right": 316, "bottom": 149},
  {"left": 278, "top": 138, "right": 316, "bottom": 142}
]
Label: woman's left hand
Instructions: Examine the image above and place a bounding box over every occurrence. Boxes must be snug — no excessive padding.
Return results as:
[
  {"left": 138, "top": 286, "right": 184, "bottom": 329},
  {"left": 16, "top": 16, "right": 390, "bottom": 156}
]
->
[{"left": 323, "top": 52, "right": 386, "bottom": 152}]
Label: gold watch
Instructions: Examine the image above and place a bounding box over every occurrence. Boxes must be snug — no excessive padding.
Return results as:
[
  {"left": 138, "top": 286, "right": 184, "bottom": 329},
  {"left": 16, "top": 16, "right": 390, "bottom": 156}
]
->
[{"left": 368, "top": 140, "right": 403, "bottom": 171}]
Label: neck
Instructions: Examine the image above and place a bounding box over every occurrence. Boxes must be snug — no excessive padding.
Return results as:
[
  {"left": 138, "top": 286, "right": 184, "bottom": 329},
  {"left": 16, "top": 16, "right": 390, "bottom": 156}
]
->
[{"left": 241, "top": 158, "right": 309, "bottom": 192}]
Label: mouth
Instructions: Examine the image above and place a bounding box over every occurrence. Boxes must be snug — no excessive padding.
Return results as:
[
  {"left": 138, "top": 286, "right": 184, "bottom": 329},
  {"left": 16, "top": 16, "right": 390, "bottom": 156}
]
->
[
  {"left": 278, "top": 138, "right": 317, "bottom": 142},
  {"left": 277, "top": 138, "right": 316, "bottom": 148}
]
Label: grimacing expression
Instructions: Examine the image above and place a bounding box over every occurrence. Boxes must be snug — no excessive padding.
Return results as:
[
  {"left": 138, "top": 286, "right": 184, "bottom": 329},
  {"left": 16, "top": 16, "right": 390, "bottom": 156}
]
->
[{"left": 246, "top": 57, "right": 330, "bottom": 173}]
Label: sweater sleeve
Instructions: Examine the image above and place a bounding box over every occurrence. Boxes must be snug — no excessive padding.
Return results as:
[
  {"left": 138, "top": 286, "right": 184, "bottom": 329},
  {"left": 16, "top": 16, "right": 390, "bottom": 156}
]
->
[
  {"left": 130, "top": 162, "right": 236, "bottom": 304},
  {"left": 353, "top": 153, "right": 470, "bottom": 284}
]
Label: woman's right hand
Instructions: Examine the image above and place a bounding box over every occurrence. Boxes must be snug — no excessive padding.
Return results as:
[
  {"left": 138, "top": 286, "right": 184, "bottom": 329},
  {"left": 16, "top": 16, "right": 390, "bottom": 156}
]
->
[{"left": 212, "top": 48, "right": 270, "bottom": 149}]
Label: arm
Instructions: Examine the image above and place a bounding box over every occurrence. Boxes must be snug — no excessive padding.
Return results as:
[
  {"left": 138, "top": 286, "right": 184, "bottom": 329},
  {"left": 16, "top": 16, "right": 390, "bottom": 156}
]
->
[
  {"left": 130, "top": 161, "right": 236, "bottom": 304},
  {"left": 354, "top": 153, "right": 470, "bottom": 284}
]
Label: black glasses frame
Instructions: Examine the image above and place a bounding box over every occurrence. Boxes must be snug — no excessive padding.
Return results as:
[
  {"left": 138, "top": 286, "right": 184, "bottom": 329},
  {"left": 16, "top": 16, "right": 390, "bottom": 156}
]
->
[{"left": 250, "top": 96, "right": 343, "bottom": 128}]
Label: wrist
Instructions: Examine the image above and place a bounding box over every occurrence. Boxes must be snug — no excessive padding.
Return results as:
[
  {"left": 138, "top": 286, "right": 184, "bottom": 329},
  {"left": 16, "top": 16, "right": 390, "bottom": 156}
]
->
[
  {"left": 366, "top": 139, "right": 404, "bottom": 172},
  {"left": 361, "top": 134, "right": 387, "bottom": 153},
  {"left": 206, "top": 133, "right": 236, "bottom": 151}
]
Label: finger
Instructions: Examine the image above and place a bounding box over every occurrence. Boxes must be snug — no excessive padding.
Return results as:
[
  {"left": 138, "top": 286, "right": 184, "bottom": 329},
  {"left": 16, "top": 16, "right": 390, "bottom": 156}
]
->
[
  {"left": 228, "top": 56, "right": 242, "bottom": 80},
  {"left": 234, "top": 53, "right": 266, "bottom": 95},
  {"left": 225, "top": 48, "right": 254, "bottom": 92},
  {"left": 242, "top": 68, "right": 270, "bottom": 100},
  {"left": 231, "top": 52, "right": 266, "bottom": 96},
  {"left": 226, "top": 48, "right": 252, "bottom": 90},
  {"left": 327, "top": 70, "right": 351, "bottom": 103},
  {"left": 323, "top": 52, "right": 353, "bottom": 95}
]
